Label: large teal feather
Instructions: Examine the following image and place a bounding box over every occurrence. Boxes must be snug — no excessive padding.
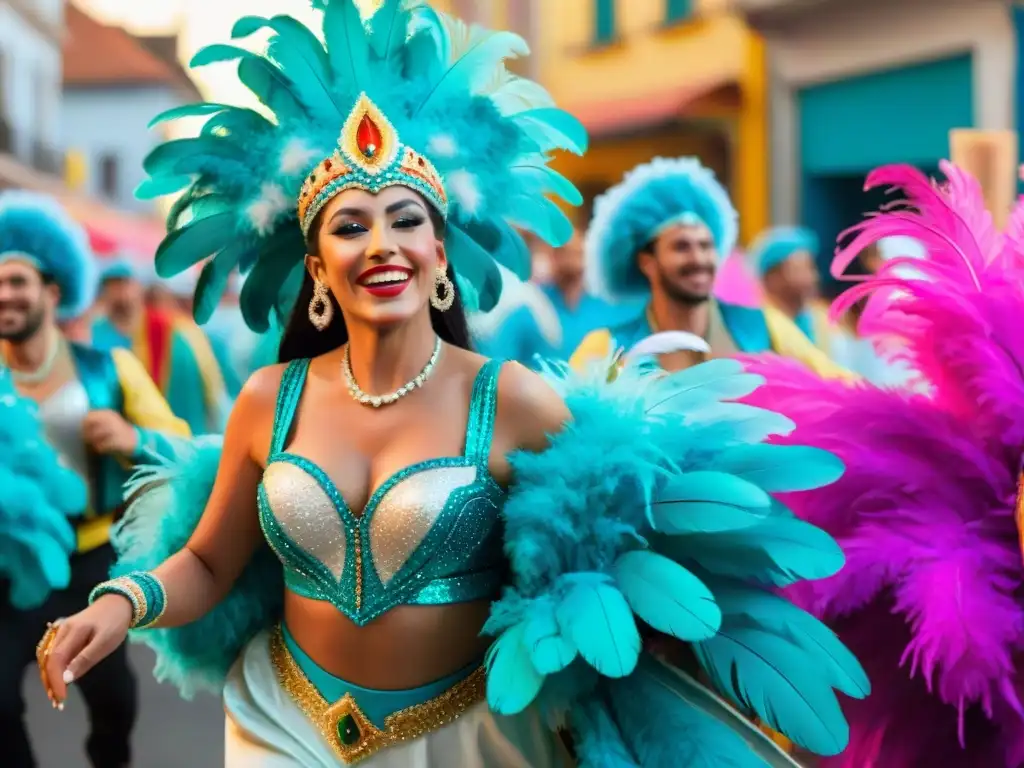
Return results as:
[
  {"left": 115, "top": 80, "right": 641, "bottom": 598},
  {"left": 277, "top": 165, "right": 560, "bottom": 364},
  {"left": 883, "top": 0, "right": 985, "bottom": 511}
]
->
[
  {"left": 189, "top": 42, "right": 249, "bottom": 68},
  {"left": 142, "top": 138, "right": 247, "bottom": 177},
  {"left": 200, "top": 107, "right": 274, "bottom": 138},
  {"left": 522, "top": 601, "right": 578, "bottom": 674},
  {"left": 614, "top": 550, "right": 721, "bottom": 642},
  {"left": 681, "top": 402, "right": 795, "bottom": 443},
  {"left": 651, "top": 472, "right": 772, "bottom": 534},
  {"left": 510, "top": 163, "right": 583, "bottom": 207},
  {"left": 147, "top": 102, "right": 233, "bottom": 128},
  {"left": 236, "top": 57, "right": 307, "bottom": 118},
  {"left": 135, "top": 174, "right": 192, "bottom": 201},
  {"left": 166, "top": 190, "right": 220, "bottom": 230},
  {"left": 400, "top": 17, "right": 445, "bottom": 82},
  {"left": 640, "top": 364, "right": 764, "bottom": 415},
  {"left": 512, "top": 108, "right": 589, "bottom": 155},
  {"left": 240, "top": 228, "right": 307, "bottom": 331},
  {"left": 714, "top": 444, "right": 845, "bottom": 493},
  {"left": 655, "top": 516, "right": 845, "bottom": 588},
  {"left": 610, "top": 657, "right": 800, "bottom": 768},
  {"left": 193, "top": 240, "right": 252, "bottom": 324},
  {"left": 232, "top": 15, "right": 341, "bottom": 119},
  {"left": 505, "top": 193, "right": 574, "bottom": 247},
  {"left": 653, "top": 501, "right": 769, "bottom": 536},
  {"left": 484, "top": 622, "right": 545, "bottom": 715},
  {"left": 322, "top": 0, "right": 370, "bottom": 95},
  {"left": 154, "top": 212, "right": 236, "bottom": 278},
  {"left": 694, "top": 627, "right": 850, "bottom": 756},
  {"left": 459, "top": 217, "right": 531, "bottom": 280},
  {"left": 445, "top": 225, "right": 502, "bottom": 311},
  {"left": 555, "top": 574, "right": 640, "bottom": 678},
  {"left": 709, "top": 583, "right": 870, "bottom": 699},
  {"left": 414, "top": 22, "right": 529, "bottom": 115},
  {"left": 368, "top": 0, "right": 412, "bottom": 67}
]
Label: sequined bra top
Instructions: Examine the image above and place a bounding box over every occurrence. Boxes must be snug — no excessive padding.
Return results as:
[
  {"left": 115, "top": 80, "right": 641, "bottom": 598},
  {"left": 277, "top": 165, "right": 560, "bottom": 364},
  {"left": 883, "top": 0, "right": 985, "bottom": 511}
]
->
[{"left": 258, "top": 358, "right": 507, "bottom": 627}]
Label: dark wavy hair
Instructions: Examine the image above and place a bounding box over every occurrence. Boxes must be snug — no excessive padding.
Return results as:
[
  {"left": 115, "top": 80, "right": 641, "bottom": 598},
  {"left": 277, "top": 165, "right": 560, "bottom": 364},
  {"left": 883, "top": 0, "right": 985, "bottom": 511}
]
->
[{"left": 278, "top": 205, "right": 473, "bottom": 363}]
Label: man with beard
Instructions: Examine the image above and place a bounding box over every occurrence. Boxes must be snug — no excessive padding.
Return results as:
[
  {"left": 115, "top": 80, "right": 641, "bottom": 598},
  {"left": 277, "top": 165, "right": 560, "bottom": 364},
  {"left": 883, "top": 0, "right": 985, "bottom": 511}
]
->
[
  {"left": 570, "top": 157, "right": 848, "bottom": 375},
  {"left": 92, "top": 259, "right": 229, "bottom": 434},
  {"left": 0, "top": 192, "right": 190, "bottom": 768}
]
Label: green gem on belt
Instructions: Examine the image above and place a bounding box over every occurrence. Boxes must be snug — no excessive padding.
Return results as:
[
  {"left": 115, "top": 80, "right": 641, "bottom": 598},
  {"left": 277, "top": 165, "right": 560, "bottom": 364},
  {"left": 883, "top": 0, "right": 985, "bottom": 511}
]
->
[{"left": 337, "top": 714, "right": 361, "bottom": 746}]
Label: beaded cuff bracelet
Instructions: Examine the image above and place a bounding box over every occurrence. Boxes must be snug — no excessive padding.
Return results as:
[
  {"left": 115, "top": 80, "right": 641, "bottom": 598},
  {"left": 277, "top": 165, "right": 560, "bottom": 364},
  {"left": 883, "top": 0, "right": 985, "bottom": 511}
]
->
[{"left": 88, "top": 572, "right": 167, "bottom": 629}]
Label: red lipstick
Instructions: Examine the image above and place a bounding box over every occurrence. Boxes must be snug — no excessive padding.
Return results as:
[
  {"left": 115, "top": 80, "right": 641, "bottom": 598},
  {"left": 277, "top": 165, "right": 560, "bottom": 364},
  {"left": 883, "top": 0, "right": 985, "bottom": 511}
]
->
[{"left": 356, "top": 265, "right": 413, "bottom": 298}]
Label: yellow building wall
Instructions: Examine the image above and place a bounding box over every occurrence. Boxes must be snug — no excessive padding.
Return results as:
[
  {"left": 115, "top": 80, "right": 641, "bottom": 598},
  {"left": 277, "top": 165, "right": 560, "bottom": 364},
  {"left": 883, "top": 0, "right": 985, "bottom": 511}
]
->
[
  {"left": 537, "top": 1, "right": 767, "bottom": 245},
  {"left": 419, "top": 0, "right": 769, "bottom": 245}
]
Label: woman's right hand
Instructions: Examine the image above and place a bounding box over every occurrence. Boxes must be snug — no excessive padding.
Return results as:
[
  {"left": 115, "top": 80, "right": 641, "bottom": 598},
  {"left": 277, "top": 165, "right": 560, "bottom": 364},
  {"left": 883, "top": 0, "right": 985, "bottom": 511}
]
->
[{"left": 40, "top": 594, "right": 134, "bottom": 705}]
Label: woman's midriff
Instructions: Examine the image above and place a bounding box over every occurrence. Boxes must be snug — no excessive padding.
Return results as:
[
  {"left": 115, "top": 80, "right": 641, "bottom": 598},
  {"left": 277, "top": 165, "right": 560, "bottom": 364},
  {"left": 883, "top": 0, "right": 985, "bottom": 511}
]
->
[{"left": 283, "top": 591, "right": 493, "bottom": 690}]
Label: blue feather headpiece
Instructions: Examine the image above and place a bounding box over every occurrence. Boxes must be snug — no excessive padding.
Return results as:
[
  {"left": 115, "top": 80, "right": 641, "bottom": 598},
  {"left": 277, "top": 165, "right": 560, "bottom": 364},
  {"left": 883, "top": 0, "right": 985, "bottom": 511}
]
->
[
  {"left": 749, "top": 226, "right": 818, "bottom": 277},
  {"left": 0, "top": 191, "right": 96, "bottom": 319},
  {"left": 139, "top": 0, "right": 587, "bottom": 331},
  {"left": 584, "top": 157, "right": 737, "bottom": 301}
]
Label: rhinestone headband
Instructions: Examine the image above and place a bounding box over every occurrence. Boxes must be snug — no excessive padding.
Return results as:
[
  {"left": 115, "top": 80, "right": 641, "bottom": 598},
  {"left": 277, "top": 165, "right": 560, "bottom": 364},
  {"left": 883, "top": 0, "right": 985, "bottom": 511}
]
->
[{"left": 298, "top": 94, "right": 448, "bottom": 237}]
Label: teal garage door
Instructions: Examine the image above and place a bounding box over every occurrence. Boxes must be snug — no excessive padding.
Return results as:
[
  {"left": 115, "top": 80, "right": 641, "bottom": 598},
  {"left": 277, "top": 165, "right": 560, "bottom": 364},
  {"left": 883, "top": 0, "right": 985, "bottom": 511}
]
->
[{"left": 797, "top": 54, "right": 973, "bottom": 290}]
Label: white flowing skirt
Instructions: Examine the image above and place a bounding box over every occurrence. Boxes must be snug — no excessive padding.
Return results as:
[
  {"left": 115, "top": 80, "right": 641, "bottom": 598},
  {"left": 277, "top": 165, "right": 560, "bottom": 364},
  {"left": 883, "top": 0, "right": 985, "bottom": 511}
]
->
[{"left": 223, "top": 630, "right": 573, "bottom": 767}]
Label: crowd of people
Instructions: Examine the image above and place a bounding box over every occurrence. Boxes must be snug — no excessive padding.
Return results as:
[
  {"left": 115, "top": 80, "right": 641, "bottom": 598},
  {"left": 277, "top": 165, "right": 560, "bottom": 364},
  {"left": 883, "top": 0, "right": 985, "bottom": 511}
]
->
[{"left": 2, "top": 1, "right": 1024, "bottom": 768}]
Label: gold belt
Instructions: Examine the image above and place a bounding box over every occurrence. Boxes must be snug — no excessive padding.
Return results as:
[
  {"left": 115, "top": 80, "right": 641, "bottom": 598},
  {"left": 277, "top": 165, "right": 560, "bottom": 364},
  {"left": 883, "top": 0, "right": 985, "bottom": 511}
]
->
[{"left": 269, "top": 627, "right": 486, "bottom": 764}]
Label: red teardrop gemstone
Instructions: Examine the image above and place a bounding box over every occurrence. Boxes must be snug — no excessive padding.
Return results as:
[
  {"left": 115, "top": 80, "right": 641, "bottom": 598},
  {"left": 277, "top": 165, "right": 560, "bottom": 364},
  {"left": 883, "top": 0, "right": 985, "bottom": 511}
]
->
[{"left": 356, "top": 114, "right": 383, "bottom": 158}]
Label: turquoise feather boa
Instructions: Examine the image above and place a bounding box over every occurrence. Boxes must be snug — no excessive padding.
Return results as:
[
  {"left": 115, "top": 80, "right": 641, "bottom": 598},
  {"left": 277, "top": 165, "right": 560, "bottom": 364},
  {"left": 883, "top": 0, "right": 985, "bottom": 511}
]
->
[
  {"left": 484, "top": 355, "right": 869, "bottom": 764},
  {"left": 0, "top": 370, "right": 88, "bottom": 609}
]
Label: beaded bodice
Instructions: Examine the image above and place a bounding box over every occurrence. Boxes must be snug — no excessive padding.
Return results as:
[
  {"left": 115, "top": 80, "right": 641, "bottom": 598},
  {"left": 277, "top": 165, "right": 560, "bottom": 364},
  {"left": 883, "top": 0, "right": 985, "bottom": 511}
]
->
[{"left": 258, "top": 358, "right": 507, "bottom": 627}]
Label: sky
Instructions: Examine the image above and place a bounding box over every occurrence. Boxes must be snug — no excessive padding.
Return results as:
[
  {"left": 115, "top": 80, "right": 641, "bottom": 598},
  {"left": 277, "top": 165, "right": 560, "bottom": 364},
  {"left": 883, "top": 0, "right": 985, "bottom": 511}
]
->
[{"left": 74, "top": 0, "right": 321, "bottom": 104}]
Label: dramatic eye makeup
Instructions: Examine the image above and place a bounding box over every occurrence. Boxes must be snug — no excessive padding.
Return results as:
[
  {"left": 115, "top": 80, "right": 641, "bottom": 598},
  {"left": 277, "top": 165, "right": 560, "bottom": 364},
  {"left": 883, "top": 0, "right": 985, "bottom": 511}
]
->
[{"left": 326, "top": 197, "right": 427, "bottom": 236}]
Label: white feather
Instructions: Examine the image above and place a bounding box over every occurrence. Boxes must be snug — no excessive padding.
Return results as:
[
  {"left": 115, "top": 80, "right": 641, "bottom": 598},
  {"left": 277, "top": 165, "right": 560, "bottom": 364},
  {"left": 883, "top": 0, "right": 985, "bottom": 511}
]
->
[
  {"left": 624, "top": 332, "right": 710, "bottom": 362},
  {"left": 446, "top": 169, "right": 483, "bottom": 217},
  {"left": 470, "top": 264, "right": 562, "bottom": 347},
  {"left": 247, "top": 183, "right": 291, "bottom": 235},
  {"left": 279, "top": 140, "right": 321, "bottom": 176},
  {"left": 427, "top": 134, "right": 458, "bottom": 158}
]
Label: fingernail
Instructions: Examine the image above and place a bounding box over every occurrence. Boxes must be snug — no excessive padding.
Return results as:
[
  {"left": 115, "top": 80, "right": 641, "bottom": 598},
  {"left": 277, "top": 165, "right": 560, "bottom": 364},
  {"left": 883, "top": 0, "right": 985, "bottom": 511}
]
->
[
  {"left": 63, "top": 670, "right": 74, "bottom": 684},
  {"left": 57, "top": 702, "right": 64, "bottom": 712}
]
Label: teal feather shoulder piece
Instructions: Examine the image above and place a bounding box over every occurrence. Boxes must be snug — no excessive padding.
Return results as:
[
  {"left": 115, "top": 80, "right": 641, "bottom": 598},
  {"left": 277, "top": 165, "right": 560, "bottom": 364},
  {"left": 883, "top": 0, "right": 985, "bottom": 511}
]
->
[
  {"left": 0, "top": 370, "right": 87, "bottom": 609},
  {"left": 484, "top": 355, "right": 869, "bottom": 764},
  {"left": 111, "top": 435, "right": 282, "bottom": 697},
  {"left": 140, "top": 0, "right": 585, "bottom": 330}
]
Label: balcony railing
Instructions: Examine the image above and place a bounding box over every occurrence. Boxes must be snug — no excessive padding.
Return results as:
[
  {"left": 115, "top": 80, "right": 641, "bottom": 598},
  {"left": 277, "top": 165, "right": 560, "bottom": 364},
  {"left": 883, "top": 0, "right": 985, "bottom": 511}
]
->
[{"left": 0, "top": 118, "right": 66, "bottom": 179}]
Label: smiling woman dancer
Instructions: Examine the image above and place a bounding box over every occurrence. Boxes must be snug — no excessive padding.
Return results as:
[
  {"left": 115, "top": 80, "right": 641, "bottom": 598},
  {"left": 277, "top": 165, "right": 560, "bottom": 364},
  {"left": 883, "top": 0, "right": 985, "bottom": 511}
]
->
[{"left": 35, "top": 2, "right": 866, "bottom": 766}]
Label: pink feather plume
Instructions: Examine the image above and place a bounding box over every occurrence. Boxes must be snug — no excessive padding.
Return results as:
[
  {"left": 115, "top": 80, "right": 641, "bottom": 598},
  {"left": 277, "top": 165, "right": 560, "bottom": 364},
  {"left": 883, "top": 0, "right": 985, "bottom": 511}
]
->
[{"left": 736, "top": 161, "right": 1024, "bottom": 765}]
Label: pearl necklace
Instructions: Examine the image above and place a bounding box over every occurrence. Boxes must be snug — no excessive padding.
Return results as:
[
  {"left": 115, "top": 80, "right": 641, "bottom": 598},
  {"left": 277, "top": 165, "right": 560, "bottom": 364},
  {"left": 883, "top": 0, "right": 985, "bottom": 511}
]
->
[
  {"left": 4, "top": 329, "right": 63, "bottom": 385},
  {"left": 342, "top": 337, "right": 442, "bottom": 408}
]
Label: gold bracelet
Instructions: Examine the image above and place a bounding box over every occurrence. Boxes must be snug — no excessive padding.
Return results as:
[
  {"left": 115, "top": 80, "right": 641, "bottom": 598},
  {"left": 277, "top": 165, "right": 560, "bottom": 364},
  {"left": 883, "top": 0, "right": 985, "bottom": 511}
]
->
[{"left": 35, "top": 619, "right": 65, "bottom": 710}]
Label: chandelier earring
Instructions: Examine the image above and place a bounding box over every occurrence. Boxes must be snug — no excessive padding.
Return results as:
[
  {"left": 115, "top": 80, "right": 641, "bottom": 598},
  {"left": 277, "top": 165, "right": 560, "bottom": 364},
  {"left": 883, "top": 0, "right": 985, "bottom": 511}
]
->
[
  {"left": 308, "top": 279, "right": 334, "bottom": 331},
  {"left": 430, "top": 266, "right": 455, "bottom": 312}
]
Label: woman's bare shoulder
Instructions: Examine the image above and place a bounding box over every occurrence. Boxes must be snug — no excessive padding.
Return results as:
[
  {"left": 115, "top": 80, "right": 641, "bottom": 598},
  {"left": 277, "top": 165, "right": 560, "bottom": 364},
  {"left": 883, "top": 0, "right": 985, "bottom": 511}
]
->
[
  {"left": 493, "top": 360, "right": 570, "bottom": 454},
  {"left": 236, "top": 362, "right": 289, "bottom": 416}
]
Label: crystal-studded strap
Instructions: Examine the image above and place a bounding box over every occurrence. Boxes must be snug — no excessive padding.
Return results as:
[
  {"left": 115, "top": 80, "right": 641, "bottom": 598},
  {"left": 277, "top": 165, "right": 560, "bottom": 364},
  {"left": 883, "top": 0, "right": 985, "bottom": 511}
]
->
[
  {"left": 463, "top": 359, "right": 503, "bottom": 467},
  {"left": 269, "top": 359, "right": 311, "bottom": 458}
]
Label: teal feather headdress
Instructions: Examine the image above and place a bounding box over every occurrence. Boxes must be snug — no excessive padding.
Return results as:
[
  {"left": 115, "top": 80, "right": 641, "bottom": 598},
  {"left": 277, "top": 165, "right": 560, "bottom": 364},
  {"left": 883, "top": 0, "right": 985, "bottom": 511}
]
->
[
  {"left": 140, "top": 0, "right": 587, "bottom": 331},
  {"left": 0, "top": 191, "right": 96, "bottom": 319},
  {"left": 585, "top": 157, "right": 738, "bottom": 302},
  {"left": 749, "top": 226, "right": 818, "bottom": 277}
]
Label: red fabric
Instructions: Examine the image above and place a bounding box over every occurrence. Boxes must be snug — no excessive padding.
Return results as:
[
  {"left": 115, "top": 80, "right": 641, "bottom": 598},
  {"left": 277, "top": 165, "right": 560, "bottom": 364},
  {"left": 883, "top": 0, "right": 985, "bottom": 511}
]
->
[{"left": 144, "top": 308, "right": 173, "bottom": 389}]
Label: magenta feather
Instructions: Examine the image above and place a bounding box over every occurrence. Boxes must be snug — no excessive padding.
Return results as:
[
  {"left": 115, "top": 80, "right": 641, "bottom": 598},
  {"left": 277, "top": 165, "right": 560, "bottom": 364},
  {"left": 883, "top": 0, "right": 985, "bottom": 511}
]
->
[
  {"left": 741, "top": 354, "right": 1024, "bottom": 765},
  {"left": 737, "top": 160, "right": 1024, "bottom": 764}
]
